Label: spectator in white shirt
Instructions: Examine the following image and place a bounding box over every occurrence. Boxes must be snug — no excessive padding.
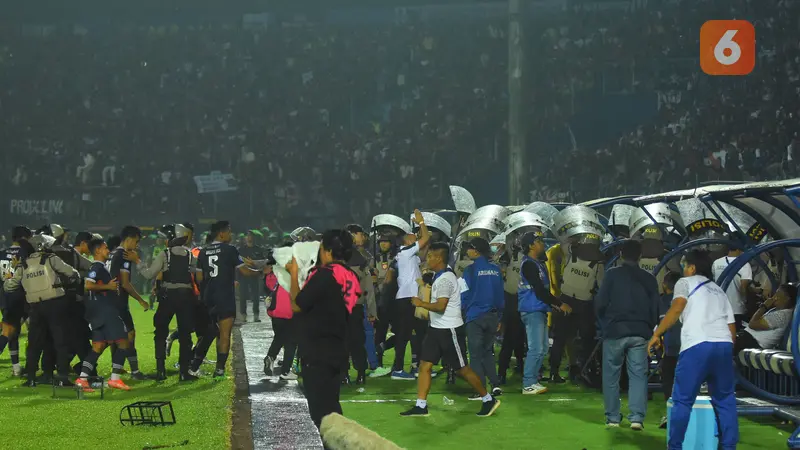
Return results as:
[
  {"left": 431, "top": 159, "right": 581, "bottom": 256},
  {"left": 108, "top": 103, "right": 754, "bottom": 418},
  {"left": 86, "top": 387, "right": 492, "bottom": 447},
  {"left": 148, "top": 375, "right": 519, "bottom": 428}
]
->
[
  {"left": 712, "top": 247, "right": 753, "bottom": 330},
  {"left": 400, "top": 242, "right": 501, "bottom": 418},
  {"left": 648, "top": 250, "right": 738, "bottom": 450},
  {"left": 735, "top": 283, "right": 797, "bottom": 353},
  {"left": 76, "top": 152, "right": 96, "bottom": 184},
  {"left": 386, "top": 209, "right": 430, "bottom": 380}
]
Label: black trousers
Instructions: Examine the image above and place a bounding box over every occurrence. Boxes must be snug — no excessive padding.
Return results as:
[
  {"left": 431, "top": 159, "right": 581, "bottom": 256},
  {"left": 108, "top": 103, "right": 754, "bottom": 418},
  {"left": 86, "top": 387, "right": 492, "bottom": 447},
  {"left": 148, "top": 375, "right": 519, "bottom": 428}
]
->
[
  {"left": 154, "top": 288, "right": 196, "bottom": 373},
  {"left": 549, "top": 296, "right": 595, "bottom": 375},
  {"left": 69, "top": 300, "right": 91, "bottom": 365},
  {"left": 239, "top": 278, "right": 261, "bottom": 318},
  {"left": 26, "top": 297, "right": 72, "bottom": 379},
  {"left": 734, "top": 329, "right": 761, "bottom": 355},
  {"left": 302, "top": 361, "right": 344, "bottom": 429},
  {"left": 374, "top": 302, "right": 390, "bottom": 348},
  {"left": 348, "top": 304, "right": 367, "bottom": 373},
  {"left": 498, "top": 305, "right": 526, "bottom": 374},
  {"left": 388, "top": 299, "right": 415, "bottom": 372},
  {"left": 192, "top": 301, "right": 219, "bottom": 363},
  {"left": 267, "top": 317, "right": 298, "bottom": 375}
]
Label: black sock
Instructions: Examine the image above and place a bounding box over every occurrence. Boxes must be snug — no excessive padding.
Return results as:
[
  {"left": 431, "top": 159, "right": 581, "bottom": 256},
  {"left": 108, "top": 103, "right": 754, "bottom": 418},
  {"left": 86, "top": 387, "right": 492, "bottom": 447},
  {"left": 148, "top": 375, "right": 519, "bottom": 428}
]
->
[
  {"left": 156, "top": 359, "right": 166, "bottom": 373},
  {"left": 215, "top": 352, "right": 229, "bottom": 373},
  {"left": 80, "top": 350, "right": 101, "bottom": 377},
  {"left": 0, "top": 335, "right": 8, "bottom": 355},
  {"left": 169, "top": 330, "right": 179, "bottom": 341},
  {"left": 127, "top": 347, "right": 139, "bottom": 373},
  {"left": 9, "top": 337, "right": 19, "bottom": 365},
  {"left": 112, "top": 348, "right": 126, "bottom": 378}
]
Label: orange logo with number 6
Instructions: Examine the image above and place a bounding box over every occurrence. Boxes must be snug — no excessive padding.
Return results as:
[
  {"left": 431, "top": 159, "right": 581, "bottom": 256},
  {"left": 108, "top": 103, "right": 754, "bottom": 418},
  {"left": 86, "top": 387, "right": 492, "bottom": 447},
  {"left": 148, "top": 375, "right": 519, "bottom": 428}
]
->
[{"left": 700, "top": 20, "right": 755, "bottom": 76}]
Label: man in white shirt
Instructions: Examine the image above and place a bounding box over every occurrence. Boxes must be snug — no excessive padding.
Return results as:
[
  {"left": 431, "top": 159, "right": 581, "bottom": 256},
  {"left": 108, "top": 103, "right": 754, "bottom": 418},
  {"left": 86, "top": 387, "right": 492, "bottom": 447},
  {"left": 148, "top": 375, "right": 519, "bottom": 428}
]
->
[
  {"left": 648, "top": 250, "right": 738, "bottom": 449},
  {"left": 387, "top": 209, "right": 430, "bottom": 380},
  {"left": 712, "top": 247, "right": 752, "bottom": 329},
  {"left": 400, "top": 242, "right": 501, "bottom": 418}
]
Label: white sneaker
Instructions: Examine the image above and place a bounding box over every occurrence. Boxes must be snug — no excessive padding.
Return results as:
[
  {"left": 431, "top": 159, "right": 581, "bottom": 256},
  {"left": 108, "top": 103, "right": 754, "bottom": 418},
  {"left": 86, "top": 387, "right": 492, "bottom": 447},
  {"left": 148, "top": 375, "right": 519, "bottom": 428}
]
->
[
  {"left": 189, "top": 368, "right": 203, "bottom": 377},
  {"left": 280, "top": 372, "right": 298, "bottom": 381},
  {"left": 369, "top": 367, "right": 392, "bottom": 378},
  {"left": 522, "top": 384, "right": 548, "bottom": 395},
  {"left": 630, "top": 423, "right": 643, "bottom": 431},
  {"left": 11, "top": 365, "right": 22, "bottom": 377}
]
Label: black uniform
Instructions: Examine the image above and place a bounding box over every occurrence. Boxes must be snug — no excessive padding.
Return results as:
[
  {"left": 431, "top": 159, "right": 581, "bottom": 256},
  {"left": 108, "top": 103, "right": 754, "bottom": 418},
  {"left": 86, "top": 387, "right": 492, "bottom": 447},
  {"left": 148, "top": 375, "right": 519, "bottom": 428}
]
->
[
  {"left": 0, "top": 246, "right": 26, "bottom": 328},
  {"left": 197, "top": 242, "right": 244, "bottom": 320},
  {"left": 153, "top": 247, "right": 197, "bottom": 374},
  {"left": 109, "top": 248, "right": 135, "bottom": 331},
  {"left": 238, "top": 244, "right": 262, "bottom": 319},
  {"left": 85, "top": 262, "right": 128, "bottom": 342}
]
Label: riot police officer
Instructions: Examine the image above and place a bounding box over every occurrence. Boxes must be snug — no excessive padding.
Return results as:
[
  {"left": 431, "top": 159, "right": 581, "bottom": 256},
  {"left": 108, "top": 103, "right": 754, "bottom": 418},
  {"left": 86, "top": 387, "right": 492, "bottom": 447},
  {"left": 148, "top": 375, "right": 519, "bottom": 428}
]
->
[
  {"left": 138, "top": 224, "right": 199, "bottom": 381},
  {"left": 497, "top": 238, "right": 526, "bottom": 384},
  {"left": 48, "top": 224, "right": 93, "bottom": 373},
  {"left": 4, "top": 235, "right": 80, "bottom": 386}
]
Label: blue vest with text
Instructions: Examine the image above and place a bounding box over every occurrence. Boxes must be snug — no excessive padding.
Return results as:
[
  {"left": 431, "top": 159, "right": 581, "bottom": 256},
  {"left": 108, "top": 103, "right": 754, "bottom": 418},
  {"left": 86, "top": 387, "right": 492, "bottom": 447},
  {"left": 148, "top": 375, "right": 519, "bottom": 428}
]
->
[{"left": 518, "top": 256, "right": 551, "bottom": 313}]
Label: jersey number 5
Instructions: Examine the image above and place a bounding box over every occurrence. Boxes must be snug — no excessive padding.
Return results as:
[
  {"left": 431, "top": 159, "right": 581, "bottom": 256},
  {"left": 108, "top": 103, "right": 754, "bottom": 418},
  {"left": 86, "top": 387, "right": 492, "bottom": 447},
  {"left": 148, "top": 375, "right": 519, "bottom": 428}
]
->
[{"left": 209, "top": 255, "right": 219, "bottom": 277}]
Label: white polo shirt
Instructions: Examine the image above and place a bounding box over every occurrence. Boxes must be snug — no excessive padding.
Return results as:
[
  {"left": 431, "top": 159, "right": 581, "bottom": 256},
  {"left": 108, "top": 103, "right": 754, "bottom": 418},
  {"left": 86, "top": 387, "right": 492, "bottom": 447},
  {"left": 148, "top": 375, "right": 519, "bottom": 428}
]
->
[
  {"left": 745, "top": 308, "right": 793, "bottom": 349},
  {"left": 675, "top": 275, "right": 735, "bottom": 353},
  {"left": 429, "top": 270, "right": 463, "bottom": 329},
  {"left": 712, "top": 256, "right": 752, "bottom": 315},
  {"left": 395, "top": 242, "right": 422, "bottom": 299}
]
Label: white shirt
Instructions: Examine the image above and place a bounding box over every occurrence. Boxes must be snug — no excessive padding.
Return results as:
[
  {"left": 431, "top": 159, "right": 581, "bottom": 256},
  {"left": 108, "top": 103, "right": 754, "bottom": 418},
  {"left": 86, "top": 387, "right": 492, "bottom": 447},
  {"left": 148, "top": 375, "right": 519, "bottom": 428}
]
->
[
  {"left": 712, "top": 256, "right": 752, "bottom": 315},
  {"left": 674, "top": 275, "right": 735, "bottom": 353},
  {"left": 429, "top": 271, "right": 463, "bottom": 329},
  {"left": 395, "top": 242, "right": 422, "bottom": 299},
  {"left": 745, "top": 308, "right": 793, "bottom": 349}
]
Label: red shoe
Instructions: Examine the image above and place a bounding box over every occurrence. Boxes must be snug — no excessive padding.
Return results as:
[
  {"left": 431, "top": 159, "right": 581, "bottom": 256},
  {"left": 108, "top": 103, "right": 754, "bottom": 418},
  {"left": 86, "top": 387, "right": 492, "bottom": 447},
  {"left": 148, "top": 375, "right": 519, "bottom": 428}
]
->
[
  {"left": 75, "top": 378, "right": 95, "bottom": 393},
  {"left": 108, "top": 379, "right": 131, "bottom": 391}
]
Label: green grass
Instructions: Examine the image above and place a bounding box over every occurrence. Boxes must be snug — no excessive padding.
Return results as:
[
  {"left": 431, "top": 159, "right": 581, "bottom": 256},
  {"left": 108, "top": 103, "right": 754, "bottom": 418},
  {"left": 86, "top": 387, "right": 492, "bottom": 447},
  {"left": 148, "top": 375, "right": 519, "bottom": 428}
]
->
[
  {"left": 340, "top": 349, "right": 794, "bottom": 450},
  {"left": 0, "top": 305, "right": 234, "bottom": 450}
]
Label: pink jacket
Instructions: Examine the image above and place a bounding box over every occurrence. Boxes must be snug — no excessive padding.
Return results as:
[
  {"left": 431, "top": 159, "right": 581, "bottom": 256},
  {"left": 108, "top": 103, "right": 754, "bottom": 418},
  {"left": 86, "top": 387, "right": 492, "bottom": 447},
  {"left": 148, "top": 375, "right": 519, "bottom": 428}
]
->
[{"left": 265, "top": 272, "right": 293, "bottom": 320}]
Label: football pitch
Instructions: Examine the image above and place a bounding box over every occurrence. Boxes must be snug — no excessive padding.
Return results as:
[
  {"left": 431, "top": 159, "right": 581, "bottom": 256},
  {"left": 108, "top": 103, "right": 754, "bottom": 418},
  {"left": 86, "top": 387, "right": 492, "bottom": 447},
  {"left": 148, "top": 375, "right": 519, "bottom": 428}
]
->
[
  {"left": 339, "top": 350, "right": 794, "bottom": 450},
  {"left": 0, "top": 306, "right": 234, "bottom": 450},
  {"left": 0, "top": 307, "right": 796, "bottom": 450}
]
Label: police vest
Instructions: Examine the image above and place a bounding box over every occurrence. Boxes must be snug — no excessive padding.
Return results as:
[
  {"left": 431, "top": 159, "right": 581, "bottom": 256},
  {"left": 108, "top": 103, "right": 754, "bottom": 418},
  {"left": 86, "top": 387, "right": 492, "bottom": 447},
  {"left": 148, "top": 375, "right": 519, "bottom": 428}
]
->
[
  {"left": 454, "top": 258, "right": 473, "bottom": 278},
  {"left": 639, "top": 257, "right": 666, "bottom": 294},
  {"left": 51, "top": 245, "right": 85, "bottom": 296},
  {"left": 518, "top": 256, "right": 551, "bottom": 313},
  {"left": 560, "top": 257, "right": 600, "bottom": 301},
  {"left": 375, "top": 252, "right": 392, "bottom": 283},
  {"left": 163, "top": 247, "right": 193, "bottom": 285},
  {"left": 21, "top": 254, "right": 65, "bottom": 303},
  {"left": 503, "top": 255, "right": 522, "bottom": 295}
]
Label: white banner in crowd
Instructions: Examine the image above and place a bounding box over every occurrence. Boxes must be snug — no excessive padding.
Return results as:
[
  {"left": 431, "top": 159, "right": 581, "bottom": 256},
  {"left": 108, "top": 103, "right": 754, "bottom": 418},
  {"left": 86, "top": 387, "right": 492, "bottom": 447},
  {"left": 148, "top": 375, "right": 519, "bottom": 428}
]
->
[
  {"left": 9, "top": 199, "right": 64, "bottom": 216},
  {"left": 193, "top": 171, "right": 238, "bottom": 194}
]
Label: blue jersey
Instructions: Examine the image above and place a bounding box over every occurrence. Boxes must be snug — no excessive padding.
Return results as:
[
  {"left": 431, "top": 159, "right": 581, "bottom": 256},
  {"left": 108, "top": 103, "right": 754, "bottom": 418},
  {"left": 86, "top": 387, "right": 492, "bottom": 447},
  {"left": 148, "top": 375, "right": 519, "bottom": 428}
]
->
[
  {"left": 85, "top": 261, "right": 122, "bottom": 323},
  {"left": 109, "top": 247, "right": 133, "bottom": 311}
]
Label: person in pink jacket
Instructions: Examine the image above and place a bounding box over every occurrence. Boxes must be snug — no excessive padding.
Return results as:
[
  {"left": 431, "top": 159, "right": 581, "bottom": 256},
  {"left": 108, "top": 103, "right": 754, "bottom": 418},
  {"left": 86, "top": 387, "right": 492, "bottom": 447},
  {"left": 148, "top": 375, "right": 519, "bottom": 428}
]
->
[{"left": 264, "top": 269, "right": 298, "bottom": 380}]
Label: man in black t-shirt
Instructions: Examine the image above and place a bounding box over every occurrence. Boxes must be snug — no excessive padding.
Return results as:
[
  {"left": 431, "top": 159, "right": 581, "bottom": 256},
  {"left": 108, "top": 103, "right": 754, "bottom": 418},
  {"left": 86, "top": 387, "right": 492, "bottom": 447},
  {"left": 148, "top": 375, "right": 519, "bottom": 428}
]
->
[
  {"left": 0, "top": 226, "right": 32, "bottom": 377},
  {"left": 108, "top": 226, "right": 150, "bottom": 380},
  {"left": 196, "top": 221, "right": 259, "bottom": 379},
  {"left": 237, "top": 231, "right": 263, "bottom": 322}
]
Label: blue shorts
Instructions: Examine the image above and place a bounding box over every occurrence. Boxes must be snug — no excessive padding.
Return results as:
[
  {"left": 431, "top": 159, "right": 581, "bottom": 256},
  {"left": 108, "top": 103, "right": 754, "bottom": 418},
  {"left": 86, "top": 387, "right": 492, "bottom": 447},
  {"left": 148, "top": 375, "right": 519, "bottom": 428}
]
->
[{"left": 90, "top": 314, "right": 128, "bottom": 343}]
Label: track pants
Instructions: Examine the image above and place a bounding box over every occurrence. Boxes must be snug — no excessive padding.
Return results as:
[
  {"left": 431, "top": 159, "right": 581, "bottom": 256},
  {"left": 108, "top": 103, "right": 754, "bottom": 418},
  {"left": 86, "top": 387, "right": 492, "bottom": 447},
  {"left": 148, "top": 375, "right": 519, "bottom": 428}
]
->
[
  {"left": 154, "top": 288, "right": 196, "bottom": 373},
  {"left": 348, "top": 304, "right": 367, "bottom": 374},
  {"left": 267, "top": 317, "right": 297, "bottom": 375},
  {"left": 668, "top": 342, "right": 738, "bottom": 450},
  {"left": 549, "top": 296, "right": 595, "bottom": 375},
  {"left": 302, "top": 361, "right": 344, "bottom": 429},
  {"left": 239, "top": 278, "right": 261, "bottom": 319}
]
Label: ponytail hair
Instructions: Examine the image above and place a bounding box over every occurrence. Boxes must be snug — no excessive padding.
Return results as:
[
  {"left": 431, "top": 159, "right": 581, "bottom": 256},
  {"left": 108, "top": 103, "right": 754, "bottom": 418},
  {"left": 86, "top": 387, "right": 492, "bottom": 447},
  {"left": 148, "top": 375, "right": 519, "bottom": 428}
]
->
[{"left": 321, "top": 229, "right": 354, "bottom": 263}]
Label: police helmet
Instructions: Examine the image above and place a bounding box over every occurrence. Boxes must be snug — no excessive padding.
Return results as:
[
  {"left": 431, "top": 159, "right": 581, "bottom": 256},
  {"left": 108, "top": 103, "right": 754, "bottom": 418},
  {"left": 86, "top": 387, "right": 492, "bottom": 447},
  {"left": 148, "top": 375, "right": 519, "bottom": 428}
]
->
[
  {"left": 49, "top": 224, "right": 66, "bottom": 239},
  {"left": 29, "top": 234, "right": 56, "bottom": 251},
  {"left": 174, "top": 223, "right": 191, "bottom": 239},
  {"left": 11, "top": 226, "right": 32, "bottom": 242},
  {"left": 158, "top": 224, "right": 176, "bottom": 241}
]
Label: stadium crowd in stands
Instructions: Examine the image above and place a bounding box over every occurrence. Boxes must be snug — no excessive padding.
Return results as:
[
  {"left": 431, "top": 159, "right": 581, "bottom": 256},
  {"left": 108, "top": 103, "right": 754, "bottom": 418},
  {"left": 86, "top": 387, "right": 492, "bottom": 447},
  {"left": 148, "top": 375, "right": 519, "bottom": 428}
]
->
[{"left": 1, "top": 0, "right": 798, "bottom": 231}]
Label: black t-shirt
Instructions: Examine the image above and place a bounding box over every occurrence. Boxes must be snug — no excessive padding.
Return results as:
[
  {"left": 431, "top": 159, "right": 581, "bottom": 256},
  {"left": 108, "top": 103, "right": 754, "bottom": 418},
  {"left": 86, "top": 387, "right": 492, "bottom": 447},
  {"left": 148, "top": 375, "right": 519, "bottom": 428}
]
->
[
  {"left": 197, "top": 242, "right": 243, "bottom": 300},
  {"left": 86, "top": 261, "right": 121, "bottom": 320},
  {"left": 109, "top": 247, "right": 133, "bottom": 311},
  {"left": 294, "top": 267, "right": 349, "bottom": 369}
]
